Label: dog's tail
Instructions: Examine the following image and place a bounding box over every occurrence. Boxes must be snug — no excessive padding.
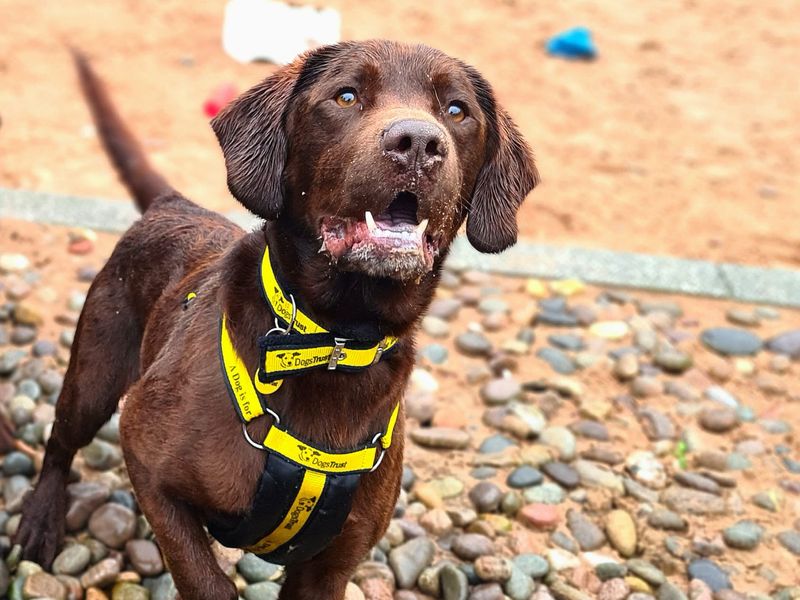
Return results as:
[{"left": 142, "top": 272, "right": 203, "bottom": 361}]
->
[{"left": 72, "top": 50, "right": 173, "bottom": 212}]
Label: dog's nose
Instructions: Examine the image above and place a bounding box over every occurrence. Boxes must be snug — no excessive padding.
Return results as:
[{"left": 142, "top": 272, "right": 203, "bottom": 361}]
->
[{"left": 382, "top": 119, "right": 448, "bottom": 170}]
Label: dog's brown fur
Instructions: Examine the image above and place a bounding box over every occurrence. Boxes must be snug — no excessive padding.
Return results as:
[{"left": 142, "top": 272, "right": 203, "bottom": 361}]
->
[{"left": 16, "top": 41, "right": 537, "bottom": 599}]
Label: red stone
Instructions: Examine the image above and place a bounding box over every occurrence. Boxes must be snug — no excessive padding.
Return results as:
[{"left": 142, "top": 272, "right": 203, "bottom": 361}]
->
[
  {"left": 68, "top": 239, "right": 94, "bottom": 255},
  {"left": 519, "top": 503, "right": 561, "bottom": 530}
]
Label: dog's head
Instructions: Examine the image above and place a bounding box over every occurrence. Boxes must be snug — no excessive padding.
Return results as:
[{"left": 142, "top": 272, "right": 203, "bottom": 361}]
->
[{"left": 212, "top": 40, "right": 538, "bottom": 281}]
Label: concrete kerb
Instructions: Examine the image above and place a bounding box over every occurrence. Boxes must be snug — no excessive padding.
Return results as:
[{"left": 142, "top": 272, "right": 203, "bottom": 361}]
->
[{"left": 2, "top": 186, "right": 799, "bottom": 308}]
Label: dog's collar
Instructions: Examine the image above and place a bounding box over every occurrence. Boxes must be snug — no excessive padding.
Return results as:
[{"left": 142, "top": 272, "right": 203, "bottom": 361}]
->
[{"left": 256, "top": 244, "right": 399, "bottom": 390}]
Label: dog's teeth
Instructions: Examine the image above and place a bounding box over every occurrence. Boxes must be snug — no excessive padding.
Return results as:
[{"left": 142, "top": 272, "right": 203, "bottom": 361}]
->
[
  {"left": 417, "top": 219, "right": 429, "bottom": 236},
  {"left": 365, "top": 211, "right": 377, "bottom": 232},
  {"left": 318, "top": 241, "right": 326, "bottom": 253}
]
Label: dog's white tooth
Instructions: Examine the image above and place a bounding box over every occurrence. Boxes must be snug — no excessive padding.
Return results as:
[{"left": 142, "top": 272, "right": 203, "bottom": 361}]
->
[
  {"left": 318, "top": 241, "right": 327, "bottom": 253},
  {"left": 417, "top": 219, "right": 429, "bottom": 236},
  {"left": 365, "top": 211, "right": 377, "bottom": 232}
]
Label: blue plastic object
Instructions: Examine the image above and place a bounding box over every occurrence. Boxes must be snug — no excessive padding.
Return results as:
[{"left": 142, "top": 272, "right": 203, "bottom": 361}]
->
[{"left": 546, "top": 26, "right": 597, "bottom": 60}]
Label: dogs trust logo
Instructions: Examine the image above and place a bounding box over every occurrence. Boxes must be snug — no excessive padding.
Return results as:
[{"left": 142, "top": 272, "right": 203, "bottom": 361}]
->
[
  {"left": 296, "top": 444, "right": 321, "bottom": 463},
  {"left": 276, "top": 351, "right": 302, "bottom": 369},
  {"left": 284, "top": 494, "right": 318, "bottom": 531}
]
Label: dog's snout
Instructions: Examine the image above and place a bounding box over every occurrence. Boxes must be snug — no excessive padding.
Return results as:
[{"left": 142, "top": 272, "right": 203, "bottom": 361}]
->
[{"left": 382, "top": 119, "right": 447, "bottom": 170}]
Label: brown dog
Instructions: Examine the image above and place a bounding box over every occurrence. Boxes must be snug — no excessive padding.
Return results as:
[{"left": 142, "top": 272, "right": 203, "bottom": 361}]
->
[{"left": 16, "top": 41, "right": 537, "bottom": 599}]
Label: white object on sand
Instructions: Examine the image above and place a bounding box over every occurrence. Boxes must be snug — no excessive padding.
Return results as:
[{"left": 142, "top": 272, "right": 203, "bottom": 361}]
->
[{"left": 222, "top": 0, "right": 341, "bottom": 65}]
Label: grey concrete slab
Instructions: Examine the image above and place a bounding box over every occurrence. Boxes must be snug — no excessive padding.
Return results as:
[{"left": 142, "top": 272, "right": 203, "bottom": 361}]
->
[{"left": 2, "top": 186, "right": 800, "bottom": 308}]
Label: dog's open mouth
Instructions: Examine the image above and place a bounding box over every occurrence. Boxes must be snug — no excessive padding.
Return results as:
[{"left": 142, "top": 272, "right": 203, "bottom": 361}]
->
[{"left": 320, "top": 192, "right": 439, "bottom": 280}]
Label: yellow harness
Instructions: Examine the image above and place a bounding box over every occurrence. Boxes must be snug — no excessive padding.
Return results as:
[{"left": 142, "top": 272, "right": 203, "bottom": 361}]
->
[{"left": 209, "top": 244, "right": 400, "bottom": 563}]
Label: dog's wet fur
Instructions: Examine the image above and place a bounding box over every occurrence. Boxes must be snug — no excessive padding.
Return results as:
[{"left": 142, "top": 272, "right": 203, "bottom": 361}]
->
[{"left": 15, "top": 41, "right": 537, "bottom": 599}]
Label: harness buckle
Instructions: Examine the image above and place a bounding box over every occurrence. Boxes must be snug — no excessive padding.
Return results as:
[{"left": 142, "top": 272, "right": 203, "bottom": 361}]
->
[
  {"left": 327, "top": 338, "right": 348, "bottom": 370},
  {"left": 371, "top": 338, "right": 389, "bottom": 365}
]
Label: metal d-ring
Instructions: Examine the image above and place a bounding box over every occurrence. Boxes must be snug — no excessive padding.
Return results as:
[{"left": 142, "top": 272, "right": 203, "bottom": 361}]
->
[{"left": 241, "top": 401, "right": 282, "bottom": 451}]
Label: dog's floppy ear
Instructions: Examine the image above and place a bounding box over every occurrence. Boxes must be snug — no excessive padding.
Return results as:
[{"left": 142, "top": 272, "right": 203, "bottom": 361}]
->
[
  {"left": 211, "top": 63, "right": 301, "bottom": 220},
  {"left": 464, "top": 67, "right": 539, "bottom": 253}
]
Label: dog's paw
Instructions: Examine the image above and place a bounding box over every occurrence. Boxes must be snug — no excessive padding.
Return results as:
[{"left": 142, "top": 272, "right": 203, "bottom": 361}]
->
[{"left": 15, "top": 484, "right": 67, "bottom": 569}]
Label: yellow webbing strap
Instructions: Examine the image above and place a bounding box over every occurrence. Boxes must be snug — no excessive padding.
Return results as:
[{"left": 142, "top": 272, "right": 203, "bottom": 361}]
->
[
  {"left": 381, "top": 402, "right": 400, "bottom": 450},
  {"left": 263, "top": 427, "right": 378, "bottom": 474},
  {"left": 261, "top": 245, "right": 328, "bottom": 335},
  {"left": 220, "top": 314, "right": 266, "bottom": 422},
  {"left": 262, "top": 336, "right": 399, "bottom": 377},
  {"left": 244, "top": 468, "right": 327, "bottom": 555}
]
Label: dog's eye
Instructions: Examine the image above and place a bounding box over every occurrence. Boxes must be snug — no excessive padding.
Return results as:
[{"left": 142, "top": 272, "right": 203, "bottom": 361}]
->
[
  {"left": 335, "top": 88, "right": 358, "bottom": 108},
  {"left": 446, "top": 101, "right": 467, "bottom": 122}
]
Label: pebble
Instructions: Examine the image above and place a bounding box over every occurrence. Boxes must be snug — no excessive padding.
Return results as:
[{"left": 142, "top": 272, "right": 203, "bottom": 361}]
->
[
  {"left": 480, "top": 378, "right": 521, "bottom": 405},
  {"left": 478, "top": 434, "right": 516, "bottom": 454},
  {"left": 421, "top": 315, "right": 450, "bottom": 338},
  {"left": 662, "top": 487, "right": 727, "bottom": 515},
  {"left": 519, "top": 503, "right": 560, "bottom": 530},
  {"left": 536, "top": 347, "right": 576, "bottom": 374},
  {"left": 506, "top": 466, "right": 543, "bottom": 489},
  {"left": 777, "top": 531, "right": 800, "bottom": 555},
  {"left": 698, "top": 407, "right": 739, "bottom": 433},
  {"left": 440, "top": 563, "right": 469, "bottom": 599},
  {"left": 573, "top": 460, "right": 624, "bottom": 493},
  {"left": 567, "top": 509, "right": 606, "bottom": 551},
  {"left": 673, "top": 472, "right": 720, "bottom": 495},
  {"left": 605, "top": 510, "right": 637, "bottom": 557},
  {"left": 686, "top": 559, "right": 730, "bottom": 592},
  {"left": 538, "top": 426, "right": 576, "bottom": 461},
  {"left": 722, "top": 520, "right": 764, "bottom": 550},
  {"left": 474, "top": 556, "right": 512, "bottom": 583},
  {"left": 82, "top": 439, "right": 124, "bottom": 470},
  {"left": 455, "top": 332, "right": 492, "bottom": 357},
  {"left": 657, "top": 582, "right": 688, "bottom": 600},
  {"left": 389, "top": 537, "right": 435, "bottom": 589},
  {"left": 53, "top": 544, "right": 92, "bottom": 576},
  {"left": 513, "top": 554, "right": 549, "bottom": 579},
  {"left": 428, "top": 298, "right": 462, "bottom": 320},
  {"left": 22, "top": 571, "right": 67, "bottom": 600},
  {"left": 647, "top": 510, "right": 687, "bottom": 531},
  {"left": 638, "top": 408, "right": 675, "bottom": 441},
  {"left": 589, "top": 321, "right": 629, "bottom": 340},
  {"left": 613, "top": 353, "right": 639, "bottom": 380},
  {"left": 451, "top": 534, "right": 495, "bottom": 561},
  {"left": 88, "top": 503, "right": 137, "bottom": 548},
  {"left": 765, "top": 329, "right": 800, "bottom": 358},
  {"left": 548, "top": 334, "right": 585, "bottom": 351},
  {"left": 469, "top": 482, "right": 503, "bottom": 513},
  {"left": 81, "top": 558, "right": 121, "bottom": 589},
  {"left": 503, "top": 566, "right": 535, "bottom": 600},
  {"left": 631, "top": 376, "right": 663, "bottom": 398},
  {"left": 542, "top": 461, "right": 580, "bottom": 489},
  {"left": 410, "top": 428, "right": 470, "bottom": 450},
  {"left": 126, "top": 539, "right": 165, "bottom": 577},
  {"left": 627, "top": 560, "right": 665, "bottom": 586},
  {"left": 700, "top": 327, "right": 762, "bottom": 356},
  {"left": 625, "top": 451, "right": 667, "bottom": 489},
  {"left": 598, "top": 578, "right": 630, "bottom": 600}
]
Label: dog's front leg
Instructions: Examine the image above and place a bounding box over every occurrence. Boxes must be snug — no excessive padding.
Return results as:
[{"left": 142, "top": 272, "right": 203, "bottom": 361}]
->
[{"left": 126, "top": 460, "right": 238, "bottom": 600}]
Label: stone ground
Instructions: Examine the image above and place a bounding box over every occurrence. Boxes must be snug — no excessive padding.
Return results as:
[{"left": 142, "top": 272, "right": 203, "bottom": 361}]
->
[{"left": 0, "top": 219, "right": 799, "bottom": 600}]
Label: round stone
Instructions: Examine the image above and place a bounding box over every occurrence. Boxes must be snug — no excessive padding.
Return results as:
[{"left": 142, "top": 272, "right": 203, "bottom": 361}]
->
[
  {"left": 723, "top": 520, "right": 764, "bottom": 550},
  {"left": 538, "top": 426, "right": 576, "bottom": 461},
  {"left": 419, "top": 344, "right": 448, "bottom": 364},
  {"left": 52, "top": 544, "right": 92, "bottom": 576},
  {"left": 605, "top": 510, "right": 637, "bottom": 557},
  {"left": 126, "top": 539, "right": 165, "bottom": 577},
  {"left": 701, "top": 327, "right": 762, "bottom": 356},
  {"left": 519, "top": 503, "right": 560, "bottom": 530},
  {"left": 0, "top": 253, "right": 30, "bottom": 273},
  {"left": 478, "top": 434, "right": 516, "bottom": 454},
  {"left": 451, "top": 533, "right": 495, "bottom": 561},
  {"left": 589, "top": 321, "right": 629, "bottom": 340},
  {"left": 409, "top": 427, "right": 470, "bottom": 450},
  {"left": 698, "top": 407, "right": 739, "bottom": 433},
  {"left": 512, "top": 554, "right": 549, "bottom": 579},
  {"left": 88, "top": 503, "right": 136, "bottom": 548},
  {"left": 480, "top": 378, "right": 521, "bottom": 405},
  {"left": 388, "top": 537, "right": 435, "bottom": 589},
  {"left": 653, "top": 348, "right": 693, "bottom": 374},
  {"left": 777, "top": 531, "right": 800, "bottom": 555},
  {"left": 566, "top": 509, "right": 606, "bottom": 551},
  {"left": 625, "top": 451, "right": 667, "bottom": 489},
  {"left": 536, "top": 348, "right": 575, "bottom": 374},
  {"left": 455, "top": 332, "right": 492, "bottom": 357},
  {"left": 469, "top": 481, "right": 503, "bottom": 513},
  {"left": 646, "top": 510, "right": 687, "bottom": 531},
  {"left": 243, "top": 581, "right": 281, "bottom": 600},
  {"left": 686, "top": 559, "right": 730, "bottom": 592},
  {"left": 765, "top": 329, "right": 800, "bottom": 358},
  {"left": 2, "top": 451, "right": 35, "bottom": 476},
  {"left": 613, "top": 353, "right": 639, "bottom": 381},
  {"left": 542, "top": 461, "right": 580, "bottom": 489},
  {"left": 474, "top": 556, "right": 513, "bottom": 582},
  {"left": 421, "top": 315, "right": 450, "bottom": 338},
  {"left": 507, "top": 466, "right": 543, "bottom": 489},
  {"left": 523, "top": 482, "right": 566, "bottom": 505},
  {"left": 81, "top": 439, "right": 123, "bottom": 470}
]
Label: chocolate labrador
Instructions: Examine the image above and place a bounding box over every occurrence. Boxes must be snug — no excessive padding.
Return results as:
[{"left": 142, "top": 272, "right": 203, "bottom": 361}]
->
[{"left": 16, "top": 41, "right": 537, "bottom": 599}]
